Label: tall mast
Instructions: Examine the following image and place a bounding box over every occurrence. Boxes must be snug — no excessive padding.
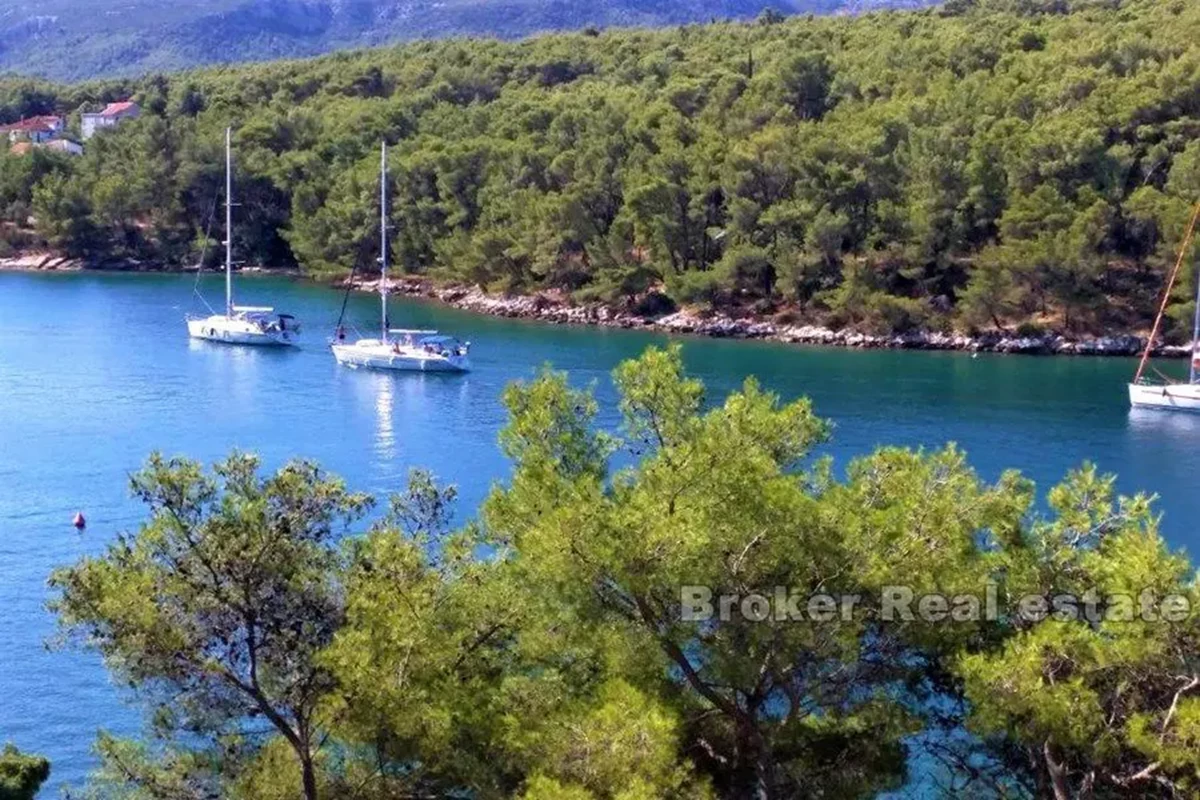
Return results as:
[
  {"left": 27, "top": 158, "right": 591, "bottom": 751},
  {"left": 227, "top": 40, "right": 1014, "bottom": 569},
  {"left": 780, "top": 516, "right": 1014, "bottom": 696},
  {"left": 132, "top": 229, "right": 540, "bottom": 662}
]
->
[
  {"left": 1134, "top": 201, "right": 1200, "bottom": 384},
  {"left": 380, "top": 140, "right": 388, "bottom": 342},
  {"left": 225, "top": 126, "right": 234, "bottom": 317},
  {"left": 1191, "top": 224, "right": 1200, "bottom": 385}
]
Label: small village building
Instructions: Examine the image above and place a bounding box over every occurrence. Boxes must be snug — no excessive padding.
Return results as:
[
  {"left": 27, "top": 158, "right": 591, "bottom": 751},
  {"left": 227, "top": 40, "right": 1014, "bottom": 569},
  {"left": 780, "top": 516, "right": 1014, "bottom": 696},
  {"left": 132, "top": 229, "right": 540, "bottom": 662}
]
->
[
  {"left": 0, "top": 115, "right": 65, "bottom": 144},
  {"left": 81, "top": 101, "right": 140, "bottom": 140},
  {"left": 41, "top": 139, "right": 84, "bottom": 156},
  {"left": 8, "top": 138, "right": 84, "bottom": 156},
  {"left": 2, "top": 115, "right": 82, "bottom": 157}
]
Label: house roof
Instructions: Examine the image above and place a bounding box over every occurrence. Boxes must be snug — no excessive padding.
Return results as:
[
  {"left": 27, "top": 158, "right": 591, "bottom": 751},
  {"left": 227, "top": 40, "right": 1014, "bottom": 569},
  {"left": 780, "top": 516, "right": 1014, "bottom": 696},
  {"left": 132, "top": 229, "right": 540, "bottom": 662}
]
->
[
  {"left": 100, "top": 101, "right": 138, "bottom": 117},
  {"left": 0, "top": 115, "right": 63, "bottom": 134},
  {"left": 9, "top": 142, "right": 32, "bottom": 155}
]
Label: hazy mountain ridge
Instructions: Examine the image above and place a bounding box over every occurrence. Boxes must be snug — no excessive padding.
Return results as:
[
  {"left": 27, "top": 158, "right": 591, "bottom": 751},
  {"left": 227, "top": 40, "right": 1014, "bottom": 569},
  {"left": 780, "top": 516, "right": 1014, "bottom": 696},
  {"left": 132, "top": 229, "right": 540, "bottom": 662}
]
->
[{"left": 0, "top": 0, "right": 931, "bottom": 80}]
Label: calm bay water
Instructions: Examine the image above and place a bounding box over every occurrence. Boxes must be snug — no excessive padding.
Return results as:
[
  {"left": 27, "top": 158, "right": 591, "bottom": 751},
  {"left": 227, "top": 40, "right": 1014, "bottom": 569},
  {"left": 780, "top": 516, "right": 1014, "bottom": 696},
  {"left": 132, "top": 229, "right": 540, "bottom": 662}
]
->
[{"left": 2, "top": 271, "right": 1199, "bottom": 795}]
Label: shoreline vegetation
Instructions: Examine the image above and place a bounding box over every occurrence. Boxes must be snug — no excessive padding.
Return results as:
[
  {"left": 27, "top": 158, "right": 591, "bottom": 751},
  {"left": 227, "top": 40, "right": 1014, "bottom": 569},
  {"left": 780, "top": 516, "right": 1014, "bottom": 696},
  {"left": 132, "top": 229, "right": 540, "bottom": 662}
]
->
[
  {"left": 3, "top": 0, "right": 1200, "bottom": 364},
  {"left": 1, "top": 252, "right": 1187, "bottom": 357},
  {"left": 371, "top": 274, "right": 1183, "bottom": 357}
]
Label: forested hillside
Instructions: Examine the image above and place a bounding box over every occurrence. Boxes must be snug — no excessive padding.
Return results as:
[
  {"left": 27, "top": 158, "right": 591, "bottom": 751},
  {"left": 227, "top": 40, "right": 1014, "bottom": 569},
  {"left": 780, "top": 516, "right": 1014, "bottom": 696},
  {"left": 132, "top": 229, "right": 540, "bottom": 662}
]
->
[
  {"left": 2, "top": 0, "right": 1200, "bottom": 338},
  {"left": 0, "top": 0, "right": 928, "bottom": 81}
]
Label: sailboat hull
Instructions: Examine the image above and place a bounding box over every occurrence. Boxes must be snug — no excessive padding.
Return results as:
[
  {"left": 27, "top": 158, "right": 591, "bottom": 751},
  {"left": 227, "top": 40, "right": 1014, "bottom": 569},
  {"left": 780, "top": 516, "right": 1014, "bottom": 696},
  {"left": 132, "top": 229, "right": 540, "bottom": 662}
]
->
[
  {"left": 187, "top": 316, "right": 296, "bottom": 346},
  {"left": 332, "top": 341, "right": 469, "bottom": 372},
  {"left": 1128, "top": 382, "right": 1200, "bottom": 411}
]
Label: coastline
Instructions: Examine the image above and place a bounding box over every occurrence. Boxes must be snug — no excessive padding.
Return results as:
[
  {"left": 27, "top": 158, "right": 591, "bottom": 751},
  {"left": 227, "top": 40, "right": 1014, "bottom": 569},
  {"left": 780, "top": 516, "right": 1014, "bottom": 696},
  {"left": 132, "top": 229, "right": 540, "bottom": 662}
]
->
[
  {"left": 0, "top": 254, "right": 85, "bottom": 272},
  {"left": 0, "top": 254, "right": 1182, "bottom": 358},
  {"left": 0, "top": 253, "right": 299, "bottom": 275},
  {"left": 364, "top": 276, "right": 1185, "bottom": 359}
]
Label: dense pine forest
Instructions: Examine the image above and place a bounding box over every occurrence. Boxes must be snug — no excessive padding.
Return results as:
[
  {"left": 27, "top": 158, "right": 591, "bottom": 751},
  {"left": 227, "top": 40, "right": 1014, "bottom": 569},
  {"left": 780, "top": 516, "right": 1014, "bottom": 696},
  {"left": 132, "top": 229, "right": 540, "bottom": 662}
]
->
[{"left": 2, "top": 0, "right": 1200, "bottom": 338}]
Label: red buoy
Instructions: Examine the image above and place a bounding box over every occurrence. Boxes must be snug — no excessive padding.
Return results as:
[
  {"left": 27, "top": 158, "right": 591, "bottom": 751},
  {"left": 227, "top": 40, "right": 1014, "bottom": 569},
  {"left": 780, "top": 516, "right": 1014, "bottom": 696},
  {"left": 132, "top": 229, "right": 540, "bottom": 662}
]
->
[{"left": 72, "top": 512, "right": 86, "bottom": 530}]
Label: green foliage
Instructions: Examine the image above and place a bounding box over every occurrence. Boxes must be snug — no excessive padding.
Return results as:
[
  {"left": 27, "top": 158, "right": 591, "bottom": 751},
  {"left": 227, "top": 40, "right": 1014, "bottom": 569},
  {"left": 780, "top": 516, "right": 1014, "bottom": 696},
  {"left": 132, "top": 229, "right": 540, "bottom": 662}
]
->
[
  {"left": 957, "top": 466, "right": 1200, "bottom": 798},
  {"left": 50, "top": 452, "right": 373, "bottom": 800},
  {"left": 1, "top": 0, "right": 1199, "bottom": 334},
  {"left": 483, "top": 345, "right": 1018, "bottom": 797},
  {"left": 512, "top": 680, "right": 704, "bottom": 800},
  {"left": 960, "top": 253, "right": 1020, "bottom": 332},
  {"left": 0, "top": 744, "right": 49, "bottom": 800},
  {"left": 48, "top": 347, "right": 1200, "bottom": 799},
  {"left": 665, "top": 269, "right": 722, "bottom": 306}
]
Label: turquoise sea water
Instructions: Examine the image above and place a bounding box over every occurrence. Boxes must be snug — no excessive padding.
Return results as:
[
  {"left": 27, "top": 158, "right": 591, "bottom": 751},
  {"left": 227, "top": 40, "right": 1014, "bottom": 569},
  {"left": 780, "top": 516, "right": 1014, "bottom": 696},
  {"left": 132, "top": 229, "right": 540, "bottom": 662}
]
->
[{"left": 2, "top": 270, "right": 1199, "bottom": 795}]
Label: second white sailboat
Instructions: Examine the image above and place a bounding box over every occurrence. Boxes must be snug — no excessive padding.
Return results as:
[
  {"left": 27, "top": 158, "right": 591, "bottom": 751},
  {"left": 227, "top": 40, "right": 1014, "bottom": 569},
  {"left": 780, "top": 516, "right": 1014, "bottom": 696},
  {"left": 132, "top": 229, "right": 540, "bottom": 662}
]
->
[{"left": 331, "top": 142, "right": 470, "bottom": 373}]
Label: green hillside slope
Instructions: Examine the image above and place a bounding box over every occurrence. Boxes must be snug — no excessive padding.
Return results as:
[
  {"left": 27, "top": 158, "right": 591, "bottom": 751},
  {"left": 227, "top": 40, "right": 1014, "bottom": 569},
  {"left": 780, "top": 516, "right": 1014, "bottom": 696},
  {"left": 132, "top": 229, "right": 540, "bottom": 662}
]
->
[{"left": 2, "top": 0, "right": 1199, "bottom": 339}]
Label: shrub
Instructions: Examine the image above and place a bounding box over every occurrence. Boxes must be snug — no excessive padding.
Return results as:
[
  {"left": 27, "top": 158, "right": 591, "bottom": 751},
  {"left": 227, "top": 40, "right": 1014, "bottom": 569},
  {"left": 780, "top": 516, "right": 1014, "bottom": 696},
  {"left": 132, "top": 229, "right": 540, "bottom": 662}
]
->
[
  {"left": 0, "top": 743, "right": 49, "bottom": 800},
  {"left": 1015, "top": 321, "right": 1047, "bottom": 338},
  {"left": 632, "top": 291, "right": 676, "bottom": 317},
  {"left": 867, "top": 293, "right": 928, "bottom": 335},
  {"left": 666, "top": 270, "right": 722, "bottom": 307}
]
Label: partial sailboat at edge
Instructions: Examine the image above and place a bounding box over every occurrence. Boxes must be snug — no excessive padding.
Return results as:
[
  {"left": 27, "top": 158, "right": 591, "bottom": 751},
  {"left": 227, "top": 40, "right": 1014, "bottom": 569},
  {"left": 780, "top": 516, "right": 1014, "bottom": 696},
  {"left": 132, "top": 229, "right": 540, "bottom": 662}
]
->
[
  {"left": 1129, "top": 201, "right": 1200, "bottom": 411},
  {"left": 186, "top": 127, "right": 299, "bottom": 347},
  {"left": 331, "top": 141, "right": 470, "bottom": 373}
]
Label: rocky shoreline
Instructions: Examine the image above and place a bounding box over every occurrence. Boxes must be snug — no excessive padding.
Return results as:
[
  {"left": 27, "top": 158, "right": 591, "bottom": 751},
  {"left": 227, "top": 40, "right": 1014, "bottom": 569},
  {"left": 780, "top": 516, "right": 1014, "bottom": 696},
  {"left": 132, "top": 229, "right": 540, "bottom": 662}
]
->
[
  {"left": 1, "top": 255, "right": 1180, "bottom": 357},
  {"left": 359, "top": 276, "right": 1188, "bottom": 359},
  {"left": 0, "top": 253, "right": 85, "bottom": 271},
  {"left": 0, "top": 253, "right": 299, "bottom": 275}
]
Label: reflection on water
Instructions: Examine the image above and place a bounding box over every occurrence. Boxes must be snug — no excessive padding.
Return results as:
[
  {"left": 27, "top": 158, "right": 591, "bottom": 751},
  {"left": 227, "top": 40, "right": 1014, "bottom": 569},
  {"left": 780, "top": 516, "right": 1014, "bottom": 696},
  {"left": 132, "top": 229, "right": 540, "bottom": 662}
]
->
[
  {"left": 371, "top": 373, "right": 396, "bottom": 462},
  {"left": 1124, "top": 408, "right": 1200, "bottom": 519},
  {"left": 1128, "top": 406, "right": 1200, "bottom": 436},
  {"left": 340, "top": 368, "right": 477, "bottom": 489},
  {"left": 187, "top": 338, "right": 302, "bottom": 428}
]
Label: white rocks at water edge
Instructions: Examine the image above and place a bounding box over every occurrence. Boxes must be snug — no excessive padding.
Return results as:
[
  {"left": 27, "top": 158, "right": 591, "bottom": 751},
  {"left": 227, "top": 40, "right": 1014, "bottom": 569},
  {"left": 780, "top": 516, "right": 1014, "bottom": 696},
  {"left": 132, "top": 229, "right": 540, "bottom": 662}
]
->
[{"left": 359, "top": 276, "right": 1195, "bottom": 358}]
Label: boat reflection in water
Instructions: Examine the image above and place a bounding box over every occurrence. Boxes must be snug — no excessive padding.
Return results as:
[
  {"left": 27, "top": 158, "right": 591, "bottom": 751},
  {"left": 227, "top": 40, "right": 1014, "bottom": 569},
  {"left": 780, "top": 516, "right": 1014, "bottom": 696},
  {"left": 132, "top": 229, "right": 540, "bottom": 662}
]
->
[
  {"left": 347, "top": 369, "right": 473, "bottom": 472},
  {"left": 371, "top": 373, "right": 395, "bottom": 464},
  {"left": 1128, "top": 405, "right": 1200, "bottom": 436}
]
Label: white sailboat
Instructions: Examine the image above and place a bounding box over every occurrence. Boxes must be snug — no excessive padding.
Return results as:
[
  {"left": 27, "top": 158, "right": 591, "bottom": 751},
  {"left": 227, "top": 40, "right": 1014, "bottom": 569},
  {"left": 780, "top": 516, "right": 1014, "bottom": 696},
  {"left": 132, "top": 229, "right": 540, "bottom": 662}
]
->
[
  {"left": 186, "top": 127, "right": 299, "bottom": 346},
  {"left": 331, "top": 142, "right": 471, "bottom": 373},
  {"left": 1129, "top": 201, "right": 1200, "bottom": 410}
]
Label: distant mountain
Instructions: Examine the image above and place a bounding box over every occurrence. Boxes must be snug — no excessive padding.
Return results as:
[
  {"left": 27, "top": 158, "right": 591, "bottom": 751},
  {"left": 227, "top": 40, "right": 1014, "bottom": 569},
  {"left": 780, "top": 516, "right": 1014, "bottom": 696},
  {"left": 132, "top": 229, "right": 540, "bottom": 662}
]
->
[{"left": 0, "top": 0, "right": 932, "bottom": 81}]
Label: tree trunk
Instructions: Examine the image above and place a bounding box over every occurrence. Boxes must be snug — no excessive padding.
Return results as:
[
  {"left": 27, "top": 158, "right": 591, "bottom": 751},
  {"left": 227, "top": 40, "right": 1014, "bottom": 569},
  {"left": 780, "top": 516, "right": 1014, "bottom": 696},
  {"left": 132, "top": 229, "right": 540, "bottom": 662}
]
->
[
  {"left": 301, "top": 752, "right": 319, "bottom": 800},
  {"left": 734, "top": 721, "right": 774, "bottom": 800}
]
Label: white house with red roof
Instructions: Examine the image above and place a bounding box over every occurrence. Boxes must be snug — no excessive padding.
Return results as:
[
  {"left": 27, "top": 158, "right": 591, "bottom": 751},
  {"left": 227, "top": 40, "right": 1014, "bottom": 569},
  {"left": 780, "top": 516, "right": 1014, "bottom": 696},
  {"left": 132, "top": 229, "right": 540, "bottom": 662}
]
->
[
  {"left": 0, "top": 115, "right": 65, "bottom": 144},
  {"left": 81, "top": 100, "right": 140, "bottom": 140}
]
